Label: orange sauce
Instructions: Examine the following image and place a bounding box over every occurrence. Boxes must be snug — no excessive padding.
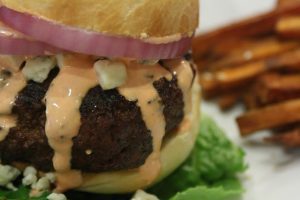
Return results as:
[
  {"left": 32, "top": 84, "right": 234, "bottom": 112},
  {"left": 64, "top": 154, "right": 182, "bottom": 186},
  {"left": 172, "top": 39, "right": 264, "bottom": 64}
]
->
[
  {"left": 119, "top": 60, "right": 194, "bottom": 186},
  {"left": 118, "top": 61, "right": 171, "bottom": 186},
  {"left": 45, "top": 55, "right": 97, "bottom": 191},
  {"left": 0, "top": 70, "right": 26, "bottom": 114},
  {"left": 0, "top": 55, "right": 25, "bottom": 72},
  {"left": 0, "top": 58, "right": 26, "bottom": 142},
  {"left": 166, "top": 60, "right": 194, "bottom": 114},
  {"left": 0, "top": 115, "right": 15, "bottom": 141}
]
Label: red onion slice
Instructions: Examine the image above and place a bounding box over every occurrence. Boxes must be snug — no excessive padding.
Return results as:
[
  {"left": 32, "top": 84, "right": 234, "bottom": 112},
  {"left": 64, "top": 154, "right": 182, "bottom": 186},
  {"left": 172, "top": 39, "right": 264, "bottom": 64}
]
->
[
  {"left": 0, "top": 35, "right": 59, "bottom": 55},
  {"left": 0, "top": 20, "right": 59, "bottom": 55},
  {"left": 0, "top": 6, "right": 192, "bottom": 59}
]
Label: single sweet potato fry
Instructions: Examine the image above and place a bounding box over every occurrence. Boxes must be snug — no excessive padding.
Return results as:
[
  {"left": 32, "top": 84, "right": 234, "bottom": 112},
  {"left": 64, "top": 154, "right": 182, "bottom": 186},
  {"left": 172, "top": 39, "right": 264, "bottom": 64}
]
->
[
  {"left": 278, "top": 0, "right": 300, "bottom": 7},
  {"left": 208, "top": 38, "right": 300, "bottom": 70},
  {"left": 265, "top": 128, "right": 300, "bottom": 147},
  {"left": 218, "top": 91, "right": 243, "bottom": 110},
  {"left": 254, "top": 73, "right": 300, "bottom": 105},
  {"left": 237, "top": 99, "right": 300, "bottom": 136},
  {"left": 277, "top": 16, "right": 300, "bottom": 38},
  {"left": 264, "top": 49, "right": 300, "bottom": 70},
  {"left": 214, "top": 60, "right": 266, "bottom": 88}
]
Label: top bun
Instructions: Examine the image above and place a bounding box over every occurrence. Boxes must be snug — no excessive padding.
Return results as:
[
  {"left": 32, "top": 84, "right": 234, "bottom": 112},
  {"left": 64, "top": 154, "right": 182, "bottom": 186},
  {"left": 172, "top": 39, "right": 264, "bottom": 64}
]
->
[{"left": 1, "top": 0, "right": 199, "bottom": 41}]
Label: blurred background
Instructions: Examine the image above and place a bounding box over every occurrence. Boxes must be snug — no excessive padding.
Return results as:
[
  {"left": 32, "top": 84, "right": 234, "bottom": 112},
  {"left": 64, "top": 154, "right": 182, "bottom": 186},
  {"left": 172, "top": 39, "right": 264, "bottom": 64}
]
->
[
  {"left": 199, "top": 0, "right": 276, "bottom": 33},
  {"left": 195, "top": 0, "right": 300, "bottom": 199}
]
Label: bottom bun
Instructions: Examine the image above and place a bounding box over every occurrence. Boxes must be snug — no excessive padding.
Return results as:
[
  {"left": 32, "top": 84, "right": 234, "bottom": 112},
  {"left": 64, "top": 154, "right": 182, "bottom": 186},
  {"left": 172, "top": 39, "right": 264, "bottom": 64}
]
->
[{"left": 78, "top": 81, "right": 201, "bottom": 194}]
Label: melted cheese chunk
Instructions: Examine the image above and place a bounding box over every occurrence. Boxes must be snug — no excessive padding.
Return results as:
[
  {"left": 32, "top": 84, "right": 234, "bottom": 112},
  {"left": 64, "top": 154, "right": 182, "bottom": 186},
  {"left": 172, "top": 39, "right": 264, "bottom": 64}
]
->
[
  {"left": 22, "top": 56, "right": 56, "bottom": 83},
  {"left": 131, "top": 190, "right": 159, "bottom": 200},
  {"left": 94, "top": 59, "right": 127, "bottom": 90}
]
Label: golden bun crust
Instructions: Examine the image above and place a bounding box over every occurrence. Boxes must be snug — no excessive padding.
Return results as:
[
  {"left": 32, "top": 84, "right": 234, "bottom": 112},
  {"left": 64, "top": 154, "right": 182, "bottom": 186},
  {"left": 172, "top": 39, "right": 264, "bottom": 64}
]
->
[
  {"left": 1, "top": 0, "right": 199, "bottom": 41},
  {"left": 78, "top": 80, "right": 201, "bottom": 194}
]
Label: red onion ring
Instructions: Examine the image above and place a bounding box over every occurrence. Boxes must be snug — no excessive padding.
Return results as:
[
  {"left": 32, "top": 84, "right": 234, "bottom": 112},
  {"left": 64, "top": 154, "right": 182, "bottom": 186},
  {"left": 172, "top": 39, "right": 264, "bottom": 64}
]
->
[
  {"left": 0, "top": 6, "right": 191, "bottom": 59},
  {"left": 0, "top": 20, "right": 59, "bottom": 55},
  {"left": 0, "top": 34, "right": 59, "bottom": 55}
]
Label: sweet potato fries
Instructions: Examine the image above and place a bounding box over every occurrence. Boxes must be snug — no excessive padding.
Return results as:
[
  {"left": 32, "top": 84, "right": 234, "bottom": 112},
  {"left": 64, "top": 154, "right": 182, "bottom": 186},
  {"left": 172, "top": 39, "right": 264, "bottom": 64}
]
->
[{"left": 193, "top": 0, "right": 300, "bottom": 147}]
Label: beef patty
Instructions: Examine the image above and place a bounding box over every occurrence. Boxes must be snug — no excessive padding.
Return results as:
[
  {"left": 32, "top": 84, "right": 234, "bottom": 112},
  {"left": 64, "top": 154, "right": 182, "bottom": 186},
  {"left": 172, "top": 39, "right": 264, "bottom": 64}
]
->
[{"left": 0, "top": 63, "right": 190, "bottom": 173}]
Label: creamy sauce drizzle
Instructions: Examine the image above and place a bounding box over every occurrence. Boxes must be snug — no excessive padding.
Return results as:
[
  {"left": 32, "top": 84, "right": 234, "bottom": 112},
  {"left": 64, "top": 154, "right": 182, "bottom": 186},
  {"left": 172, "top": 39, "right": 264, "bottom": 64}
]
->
[
  {"left": 118, "top": 60, "right": 194, "bottom": 186},
  {"left": 0, "top": 55, "right": 25, "bottom": 142},
  {"left": 0, "top": 115, "right": 15, "bottom": 141},
  {"left": 166, "top": 60, "right": 194, "bottom": 115},
  {"left": 45, "top": 55, "right": 97, "bottom": 191},
  {"left": 0, "top": 55, "right": 25, "bottom": 72},
  {"left": 118, "top": 61, "right": 171, "bottom": 186},
  {"left": 0, "top": 69, "right": 26, "bottom": 114}
]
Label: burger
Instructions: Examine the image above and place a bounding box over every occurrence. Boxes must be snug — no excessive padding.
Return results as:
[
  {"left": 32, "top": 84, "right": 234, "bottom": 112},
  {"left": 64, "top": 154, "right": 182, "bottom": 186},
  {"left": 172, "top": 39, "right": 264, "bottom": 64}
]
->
[{"left": 0, "top": 0, "right": 199, "bottom": 197}]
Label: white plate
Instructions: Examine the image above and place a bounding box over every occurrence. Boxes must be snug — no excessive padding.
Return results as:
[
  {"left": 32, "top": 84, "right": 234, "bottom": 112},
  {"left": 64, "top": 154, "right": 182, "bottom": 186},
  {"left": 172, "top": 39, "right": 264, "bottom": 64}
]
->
[{"left": 199, "top": 1, "right": 300, "bottom": 200}]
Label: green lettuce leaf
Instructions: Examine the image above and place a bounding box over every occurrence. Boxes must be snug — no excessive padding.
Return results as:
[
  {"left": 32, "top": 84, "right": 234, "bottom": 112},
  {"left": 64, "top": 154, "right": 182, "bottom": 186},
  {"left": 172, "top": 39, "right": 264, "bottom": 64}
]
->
[
  {"left": 0, "top": 186, "right": 49, "bottom": 200},
  {"left": 197, "top": 116, "right": 246, "bottom": 182},
  {"left": 149, "top": 116, "right": 246, "bottom": 200},
  {"left": 170, "top": 183, "right": 242, "bottom": 200}
]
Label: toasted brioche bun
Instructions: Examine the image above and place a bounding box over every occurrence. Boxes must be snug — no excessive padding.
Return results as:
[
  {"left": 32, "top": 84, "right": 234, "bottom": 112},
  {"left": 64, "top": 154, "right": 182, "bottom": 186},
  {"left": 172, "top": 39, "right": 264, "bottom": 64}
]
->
[
  {"left": 1, "top": 0, "right": 199, "bottom": 41},
  {"left": 77, "top": 79, "right": 201, "bottom": 194}
]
